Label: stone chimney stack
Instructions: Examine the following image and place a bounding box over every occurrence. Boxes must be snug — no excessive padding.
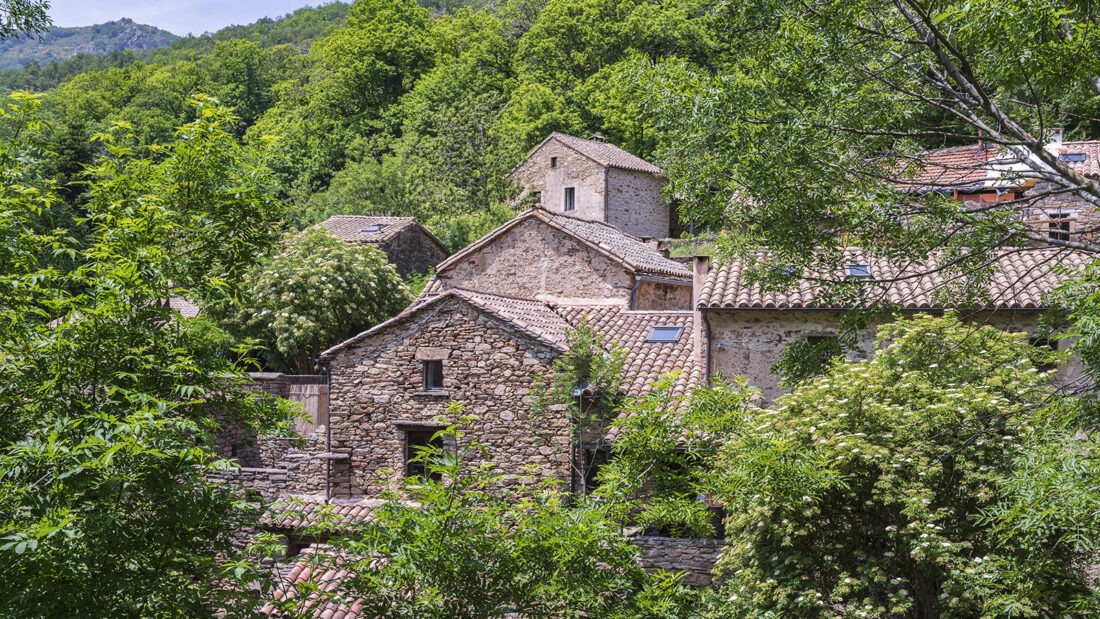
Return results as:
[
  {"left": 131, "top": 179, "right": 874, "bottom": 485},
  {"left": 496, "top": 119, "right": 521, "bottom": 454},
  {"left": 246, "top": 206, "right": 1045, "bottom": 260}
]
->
[{"left": 692, "top": 255, "right": 710, "bottom": 368}]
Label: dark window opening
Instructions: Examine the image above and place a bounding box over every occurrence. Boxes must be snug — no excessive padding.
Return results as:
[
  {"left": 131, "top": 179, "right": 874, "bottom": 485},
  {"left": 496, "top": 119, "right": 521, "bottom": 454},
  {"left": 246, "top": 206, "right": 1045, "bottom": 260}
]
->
[
  {"left": 564, "top": 187, "right": 575, "bottom": 212},
  {"left": 1028, "top": 336, "right": 1059, "bottom": 372},
  {"left": 423, "top": 360, "right": 444, "bottom": 391},
  {"left": 551, "top": 156, "right": 558, "bottom": 168},
  {"left": 1048, "top": 213, "right": 1071, "bottom": 241},
  {"left": 1059, "top": 153, "right": 1087, "bottom": 163},
  {"left": 581, "top": 446, "right": 610, "bottom": 493},
  {"left": 531, "top": 191, "right": 542, "bottom": 205},
  {"left": 846, "top": 264, "right": 872, "bottom": 278},
  {"left": 806, "top": 335, "right": 837, "bottom": 346},
  {"left": 405, "top": 428, "right": 444, "bottom": 480},
  {"left": 646, "top": 325, "right": 685, "bottom": 343}
]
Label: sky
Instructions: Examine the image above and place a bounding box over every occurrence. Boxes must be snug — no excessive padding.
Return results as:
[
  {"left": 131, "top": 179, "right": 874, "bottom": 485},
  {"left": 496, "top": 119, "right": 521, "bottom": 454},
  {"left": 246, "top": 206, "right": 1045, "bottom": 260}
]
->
[{"left": 48, "top": 0, "right": 326, "bottom": 36}]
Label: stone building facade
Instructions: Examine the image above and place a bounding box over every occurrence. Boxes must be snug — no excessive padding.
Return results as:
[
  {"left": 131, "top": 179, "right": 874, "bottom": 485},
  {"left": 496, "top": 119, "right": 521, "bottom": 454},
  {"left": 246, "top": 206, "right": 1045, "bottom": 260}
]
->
[
  {"left": 320, "top": 215, "right": 450, "bottom": 277},
  {"left": 508, "top": 132, "right": 671, "bottom": 239}
]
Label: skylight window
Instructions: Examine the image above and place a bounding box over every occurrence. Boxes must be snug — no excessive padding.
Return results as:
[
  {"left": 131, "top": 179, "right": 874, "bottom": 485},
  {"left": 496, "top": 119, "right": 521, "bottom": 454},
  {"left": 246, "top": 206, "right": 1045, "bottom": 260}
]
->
[
  {"left": 846, "top": 264, "right": 872, "bottom": 278},
  {"left": 1059, "top": 153, "right": 1087, "bottom": 163},
  {"left": 361, "top": 223, "right": 386, "bottom": 233},
  {"left": 646, "top": 326, "right": 684, "bottom": 343}
]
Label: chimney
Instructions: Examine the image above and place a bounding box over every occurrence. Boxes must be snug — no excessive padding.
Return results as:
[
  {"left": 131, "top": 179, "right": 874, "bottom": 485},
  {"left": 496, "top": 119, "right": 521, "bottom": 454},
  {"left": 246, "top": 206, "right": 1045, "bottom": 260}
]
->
[
  {"left": 587, "top": 134, "right": 608, "bottom": 143},
  {"left": 692, "top": 255, "right": 710, "bottom": 368},
  {"left": 1045, "top": 127, "right": 1065, "bottom": 154}
]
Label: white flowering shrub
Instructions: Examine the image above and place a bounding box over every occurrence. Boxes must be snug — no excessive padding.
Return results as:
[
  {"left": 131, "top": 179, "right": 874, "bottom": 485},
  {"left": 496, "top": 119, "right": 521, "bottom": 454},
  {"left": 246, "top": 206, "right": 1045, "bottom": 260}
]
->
[
  {"left": 234, "top": 226, "right": 411, "bottom": 372},
  {"left": 710, "top": 313, "right": 1094, "bottom": 617}
]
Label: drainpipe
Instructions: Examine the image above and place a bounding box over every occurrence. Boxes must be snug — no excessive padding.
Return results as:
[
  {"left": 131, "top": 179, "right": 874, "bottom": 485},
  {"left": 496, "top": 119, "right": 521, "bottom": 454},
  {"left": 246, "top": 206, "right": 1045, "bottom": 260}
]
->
[
  {"left": 692, "top": 255, "right": 710, "bottom": 369},
  {"left": 630, "top": 275, "right": 641, "bottom": 310}
]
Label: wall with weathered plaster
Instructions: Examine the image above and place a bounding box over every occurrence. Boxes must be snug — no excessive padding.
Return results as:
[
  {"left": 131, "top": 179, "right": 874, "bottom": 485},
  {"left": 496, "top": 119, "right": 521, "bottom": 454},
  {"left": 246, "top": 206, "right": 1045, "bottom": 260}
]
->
[
  {"left": 437, "top": 217, "right": 637, "bottom": 304},
  {"left": 324, "top": 298, "right": 571, "bottom": 497},
  {"left": 634, "top": 278, "right": 693, "bottom": 311},
  {"left": 705, "top": 309, "right": 1053, "bottom": 402},
  {"left": 511, "top": 140, "right": 607, "bottom": 222},
  {"left": 382, "top": 226, "right": 450, "bottom": 277},
  {"left": 1024, "top": 181, "right": 1100, "bottom": 245},
  {"left": 605, "top": 168, "right": 669, "bottom": 239},
  {"left": 633, "top": 536, "right": 722, "bottom": 587}
]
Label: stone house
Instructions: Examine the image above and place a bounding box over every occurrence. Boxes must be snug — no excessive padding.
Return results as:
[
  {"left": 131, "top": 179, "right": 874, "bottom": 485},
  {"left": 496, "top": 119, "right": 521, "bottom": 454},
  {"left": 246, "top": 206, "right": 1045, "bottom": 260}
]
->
[
  {"left": 319, "top": 215, "right": 450, "bottom": 277},
  {"left": 695, "top": 247, "right": 1091, "bottom": 402},
  {"left": 419, "top": 207, "right": 693, "bottom": 310},
  {"left": 508, "top": 132, "right": 674, "bottom": 240},
  {"left": 905, "top": 137, "right": 1100, "bottom": 244}
]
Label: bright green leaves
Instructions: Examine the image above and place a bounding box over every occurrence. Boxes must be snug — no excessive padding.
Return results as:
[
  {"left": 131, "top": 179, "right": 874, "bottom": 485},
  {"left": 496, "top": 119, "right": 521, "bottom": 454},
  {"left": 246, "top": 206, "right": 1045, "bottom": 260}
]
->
[{"left": 227, "top": 225, "right": 411, "bottom": 373}]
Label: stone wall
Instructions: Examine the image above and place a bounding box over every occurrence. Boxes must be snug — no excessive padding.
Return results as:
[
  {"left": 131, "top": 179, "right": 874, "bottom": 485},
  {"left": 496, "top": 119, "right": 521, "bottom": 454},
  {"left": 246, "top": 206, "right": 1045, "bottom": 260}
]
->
[
  {"left": 437, "top": 216, "right": 638, "bottom": 305},
  {"left": 705, "top": 309, "right": 1051, "bottom": 402},
  {"left": 633, "top": 536, "right": 722, "bottom": 587},
  {"left": 605, "top": 168, "right": 669, "bottom": 239},
  {"left": 382, "top": 226, "right": 450, "bottom": 277},
  {"left": 511, "top": 140, "right": 607, "bottom": 222},
  {"left": 1024, "top": 181, "right": 1100, "bottom": 244},
  {"left": 634, "top": 278, "right": 693, "bottom": 311},
  {"left": 324, "top": 297, "right": 571, "bottom": 497}
]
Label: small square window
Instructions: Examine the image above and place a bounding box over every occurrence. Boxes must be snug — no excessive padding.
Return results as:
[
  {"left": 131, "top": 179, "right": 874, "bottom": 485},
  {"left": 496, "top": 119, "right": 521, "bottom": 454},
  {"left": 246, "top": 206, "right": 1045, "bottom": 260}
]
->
[
  {"left": 1048, "top": 213, "right": 1071, "bottom": 241},
  {"left": 646, "top": 326, "right": 684, "bottom": 343},
  {"left": 551, "top": 156, "right": 558, "bottom": 168},
  {"left": 564, "top": 187, "right": 575, "bottom": 211},
  {"left": 846, "top": 264, "right": 872, "bottom": 278},
  {"left": 361, "top": 223, "right": 385, "bottom": 233},
  {"left": 405, "top": 428, "right": 443, "bottom": 480},
  {"left": 806, "top": 335, "right": 837, "bottom": 346},
  {"left": 1028, "top": 336, "right": 1059, "bottom": 372},
  {"left": 423, "top": 359, "right": 444, "bottom": 391},
  {"left": 1059, "top": 153, "right": 1087, "bottom": 163}
]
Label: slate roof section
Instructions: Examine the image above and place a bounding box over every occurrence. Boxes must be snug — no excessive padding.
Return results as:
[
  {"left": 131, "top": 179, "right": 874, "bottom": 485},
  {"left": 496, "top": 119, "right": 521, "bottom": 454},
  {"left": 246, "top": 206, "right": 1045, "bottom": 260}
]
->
[
  {"left": 456, "top": 290, "right": 573, "bottom": 348},
  {"left": 556, "top": 306, "right": 698, "bottom": 399},
  {"left": 545, "top": 132, "right": 664, "bottom": 175},
  {"left": 698, "top": 247, "right": 1090, "bottom": 310},
  {"left": 434, "top": 209, "right": 690, "bottom": 281}
]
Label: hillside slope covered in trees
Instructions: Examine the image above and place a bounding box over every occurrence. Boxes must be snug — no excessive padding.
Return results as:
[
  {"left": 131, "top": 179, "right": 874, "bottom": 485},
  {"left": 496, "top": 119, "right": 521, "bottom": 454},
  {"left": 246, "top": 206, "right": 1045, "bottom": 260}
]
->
[{"left": 0, "top": 18, "right": 178, "bottom": 70}]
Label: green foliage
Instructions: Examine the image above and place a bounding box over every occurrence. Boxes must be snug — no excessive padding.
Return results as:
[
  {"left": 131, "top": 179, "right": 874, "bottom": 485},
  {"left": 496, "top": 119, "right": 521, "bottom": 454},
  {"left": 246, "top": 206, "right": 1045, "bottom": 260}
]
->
[
  {"left": 597, "top": 376, "right": 757, "bottom": 539},
  {"left": 0, "top": 93, "right": 290, "bottom": 617},
  {"left": 0, "top": 0, "right": 50, "bottom": 40},
  {"left": 710, "top": 313, "right": 1095, "bottom": 617},
  {"left": 266, "top": 416, "right": 702, "bottom": 618},
  {"left": 770, "top": 335, "right": 845, "bottom": 388},
  {"left": 228, "top": 225, "right": 411, "bottom": 373}
]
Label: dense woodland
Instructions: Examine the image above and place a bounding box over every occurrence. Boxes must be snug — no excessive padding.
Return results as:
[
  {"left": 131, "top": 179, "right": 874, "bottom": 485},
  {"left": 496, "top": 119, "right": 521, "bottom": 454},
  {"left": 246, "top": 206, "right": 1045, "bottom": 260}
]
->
[{"left": 2, "top": 0, "right": 1100, "bottom": 617}]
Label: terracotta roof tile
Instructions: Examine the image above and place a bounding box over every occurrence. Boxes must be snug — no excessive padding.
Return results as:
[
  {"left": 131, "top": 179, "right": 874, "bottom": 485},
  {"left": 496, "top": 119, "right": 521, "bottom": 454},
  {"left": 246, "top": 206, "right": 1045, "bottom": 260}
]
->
[
  {"left": 555, "top": 306, "right": 700, "bottom": 399},
  {"left": 263, "top": 497, "right": 381, "bottom": 533},
  {"left": 540, "top": 211, "right": 690, "bottom": 278},
  {"left": 899, "top": 144, "right": 1000, "bottom": 189},
  {"left": 549, "top": 132, "right": 663, "bottom": 175},
  {"left": 698, "top": 247, "right": 1090, "bottom": 310},
  {"left": 1057, "top": 140, "right": 1100, "bottom": 179},
  {"left": 168, "top": 296, "right": 200, "bottom": 318},
  {"left": 260, "top": 546, "right": 365, "bottom": 618},
  {"left": 319, "top": 216, "right": 420, "bottom": 244}
]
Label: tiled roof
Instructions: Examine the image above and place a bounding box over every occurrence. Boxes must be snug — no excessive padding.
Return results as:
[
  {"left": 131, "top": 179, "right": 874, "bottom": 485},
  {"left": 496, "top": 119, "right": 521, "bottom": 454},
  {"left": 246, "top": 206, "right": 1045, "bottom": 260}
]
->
[
  {"left": 319, "top": 216, "right": 427, "bottom": 244},
  {"left": 899, "top": 144, "right": 1000, "bottom": 189},
  {"left": 548, "top": 132, "right": 663, "bottom": 175},
  {"left": 698, "top": 247, "right": 1090, "bottom": 310},
  {"left": 263, "top": 496, "right": 381, "bottom": 532},
  {"left": 540, "top": 211, "right": 690, "bottom": 277},
  {"left": 169, "top": 296, "right": 200, "bottom": 318},
  {"left": 260, "top": 546, "right": 364, "bottom": 618},
  {"left": 556, "top": 306, "right": 698, "bottom": 399},
  {"left": 1057, "top": 140, "right": 1100, "bottom": 178},
  {"left": 434, "top": 209, "right": 691, "bottom": 280},
  {"left": 454, "top": 290, "right": 573, "bottom": 349}
]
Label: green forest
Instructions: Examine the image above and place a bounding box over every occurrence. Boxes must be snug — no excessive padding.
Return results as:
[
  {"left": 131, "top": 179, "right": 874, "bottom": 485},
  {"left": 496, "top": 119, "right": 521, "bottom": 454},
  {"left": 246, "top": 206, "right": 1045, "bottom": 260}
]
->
[{"left": 2, "top": 0, "right": 1100, "bottom": 616}]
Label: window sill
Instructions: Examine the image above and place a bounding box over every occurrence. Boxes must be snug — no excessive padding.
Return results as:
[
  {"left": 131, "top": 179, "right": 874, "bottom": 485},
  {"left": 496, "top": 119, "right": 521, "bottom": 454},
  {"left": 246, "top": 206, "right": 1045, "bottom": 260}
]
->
[{"left": 413, "top": 390, "right": 449, "bottom": 398}]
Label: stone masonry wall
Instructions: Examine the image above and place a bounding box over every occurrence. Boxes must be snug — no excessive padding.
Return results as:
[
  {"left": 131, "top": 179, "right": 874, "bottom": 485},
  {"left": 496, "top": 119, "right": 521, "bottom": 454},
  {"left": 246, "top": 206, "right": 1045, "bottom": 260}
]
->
[
  {"left": 511, "top": 139, "right": 607, "bottom": 222},
  {"left": 382, "top": 226, "right": 450, "bottom": 278},
  {"left": 605, "top": 168, "right": 670, "bottom": 239},
  {"left": 706, "top": 309, "right": 1053, "bottom": 403},
  {"left": 438, "top": 217, "right": 638, "bottom": 305},
  {"left": 634, "top": 278, "right": 693, "bottom": 311},
  {"left": 325, "top": 298, "right": 571, "bottom": 497},
  {"left": 1024, "top": 181, "right": 1100, "bottom": 245},
  {"left": 633, "top": 536, "right": 723, "bottom": 587}
]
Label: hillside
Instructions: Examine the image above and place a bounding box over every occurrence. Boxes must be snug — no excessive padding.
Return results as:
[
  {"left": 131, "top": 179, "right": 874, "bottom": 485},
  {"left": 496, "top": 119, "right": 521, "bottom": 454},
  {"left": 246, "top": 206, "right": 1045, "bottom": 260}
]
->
[{"left": 0, "top": 18, "right": 178, "bottom": 71}]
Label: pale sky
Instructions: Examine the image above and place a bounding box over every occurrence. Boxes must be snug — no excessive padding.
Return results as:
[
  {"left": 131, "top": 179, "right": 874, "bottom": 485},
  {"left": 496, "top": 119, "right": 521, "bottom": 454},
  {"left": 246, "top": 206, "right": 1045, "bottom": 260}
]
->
[{"left": 48, "top": 0, "right": 328, "bottom": 36}]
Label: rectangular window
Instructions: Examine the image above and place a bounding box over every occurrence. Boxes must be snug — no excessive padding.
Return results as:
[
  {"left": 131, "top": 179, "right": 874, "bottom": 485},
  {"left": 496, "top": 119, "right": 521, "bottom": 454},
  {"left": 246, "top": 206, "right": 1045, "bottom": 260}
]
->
[
  {"left": 646, "top": 325, "right": 684, "bottom": 343},
  {"left": 1049, "top": 213, "right": 1071, "bottom": 241},
  {"left": 405, "top": 428, "right": 443, "bottom": 480},
  {"left": 550, "top": 156, "right": 558, "bottom": 168},
  {"left": 423, "top": 359, "right": 444, "bottom": 391},
  {"left": 845, "top": 264, "right": 872, "bottom": 278},
  {"left": 1059, "top": 153, "right": 1087, "bottom": 163},
  {"left": 564, "top": 187, "right": 575, "bottom": 211}
]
